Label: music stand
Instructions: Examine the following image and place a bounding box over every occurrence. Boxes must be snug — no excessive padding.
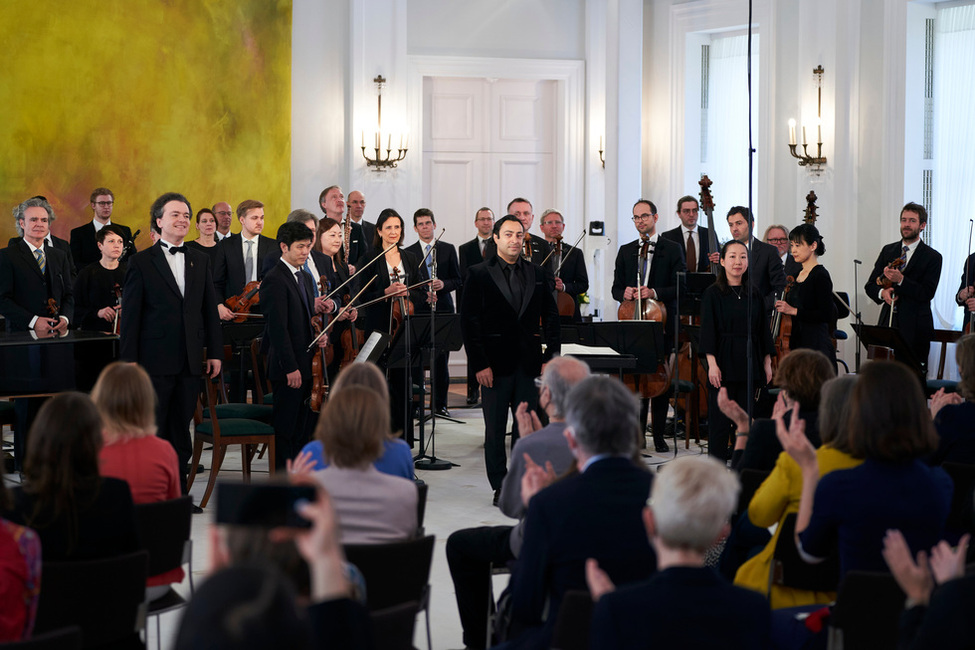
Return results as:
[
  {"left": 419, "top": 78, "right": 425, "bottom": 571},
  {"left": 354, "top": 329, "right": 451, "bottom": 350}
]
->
[
  {"left": 853, "top": 324, "right": 925, "bottom": 383},
  {"left": 353, "top": 331, "right": 390, "bottom": 364},
  {"left": 589, "top": 321, "right": 665, "bottom": 373}
]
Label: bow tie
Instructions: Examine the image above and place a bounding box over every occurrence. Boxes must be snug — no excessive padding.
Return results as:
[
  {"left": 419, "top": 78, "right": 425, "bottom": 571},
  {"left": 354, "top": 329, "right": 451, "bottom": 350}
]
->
[{"left": 166, "top": 244, "right": 187, "bottom": 255}]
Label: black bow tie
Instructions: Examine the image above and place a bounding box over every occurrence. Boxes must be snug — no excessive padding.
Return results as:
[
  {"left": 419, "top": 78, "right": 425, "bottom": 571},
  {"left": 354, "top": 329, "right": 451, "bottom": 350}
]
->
[{"left": 166, "top": 244, "right": 187, "bottom": 255}]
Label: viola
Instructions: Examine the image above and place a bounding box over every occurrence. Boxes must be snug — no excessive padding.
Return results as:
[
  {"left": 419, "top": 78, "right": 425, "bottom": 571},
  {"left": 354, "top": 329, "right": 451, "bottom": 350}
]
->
[
  {"left": 875, "top": 255, "right": 907, "bottom": 291},
  {"left": 224, "top": 280, "right": 262, "bottom": 322},
  {"left": 771, "top": 276, "right": 797, "bottom": 371}
]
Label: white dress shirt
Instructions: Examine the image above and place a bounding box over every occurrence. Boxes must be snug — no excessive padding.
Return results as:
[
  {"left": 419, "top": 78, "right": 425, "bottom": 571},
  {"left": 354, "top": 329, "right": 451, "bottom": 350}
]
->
[{"left": 159, "top": 240, "right": 186, "bottom": 296}]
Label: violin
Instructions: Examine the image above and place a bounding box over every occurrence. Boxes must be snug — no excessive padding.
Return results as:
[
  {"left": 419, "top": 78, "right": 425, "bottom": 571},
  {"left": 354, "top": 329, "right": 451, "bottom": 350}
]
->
[
  {"left": 224, "top": 280, "right": 262, "bottom": 322},
  {"left": 389, "top": 265, "right": 414, "bottom": 340},
  {"left": 553, "top": 237, "right": 576, "bottom": 318},
  {"left": 309, "top": 277, "right": 332, "bottom": 414},
  {"left": 112, "top": 283, "right": 122, "bottom": 335},
  {"left": 875, "top": 255, "right": 907, "bottom": 291},
  {"left": 522, "top": 233, "right": 534, "bottom": 262},
  {"left": 771, "top": 276, "right": 797, "bottom": 370}
]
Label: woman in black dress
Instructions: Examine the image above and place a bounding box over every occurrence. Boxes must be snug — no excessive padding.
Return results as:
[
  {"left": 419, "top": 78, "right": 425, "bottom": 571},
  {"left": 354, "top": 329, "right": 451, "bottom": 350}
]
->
[
  {"left": 773, "top": 223, "right": 836, "bottom": 364},
  {"left": 700, "top": 240, "right": 775, "bottom": 462},
  {"left": 73, "top": 225, "right": 127, "bottom": 332},
  {"left": 314, "top": 216, "right": 359, "bottom": 379},
  {"left": 185, "top": 208, "right": 219, "bottom": 264}
]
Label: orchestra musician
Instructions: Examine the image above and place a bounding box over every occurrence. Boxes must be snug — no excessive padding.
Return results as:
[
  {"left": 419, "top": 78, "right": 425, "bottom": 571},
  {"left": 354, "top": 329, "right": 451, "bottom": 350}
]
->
[
  {"left": 726, "top": 206, "right": 787, "bottom": 312},
  {"left": 954, "top": 251, "right": 975, "bottom": 326},
  {"left": 458, "top": 207, "right": 496, "bottom": 405},
  {"left": 313, "top": 215, "right": 358, "bottom": 379},
  {"left": 772, "top": 223, "right": 837, "bottom": 365},
  {"left": 185, "top": 208, "right": 220, "bottom": 264},
  {"left": 72, "top": 225, "right": 127, "bottom": 333},
  {"left": 213, "top": 200, "right": 276, "bottom": 320},
  {"left": 700, "top": 240, "right": 775, "bottom": 463},
  {"left": 611, "top": 199, "right": 685, "bottom": 453},
  {"left": 69, "top": 187, "right": 136, "bottom": 273},
  {"left": 538, "top": 208, "right": 589, "bottom": 321},
  {"left": 865, "top": 202, "right": 942, "bottom": 371},
  {"left": 661, "top": 195, "right": 720, "bottom": 272},
  {"left": 482, "top": 198, "right": 553, "bottom": 269}
]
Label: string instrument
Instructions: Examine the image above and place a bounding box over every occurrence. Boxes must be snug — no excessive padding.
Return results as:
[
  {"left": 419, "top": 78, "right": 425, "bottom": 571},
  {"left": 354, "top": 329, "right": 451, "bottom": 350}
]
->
[
  {"left": 224, "top": 280, "right": 262, "bottom": 322},
  {"left": 338, "top": 263, "right": 365, "bottom": 370},
  {"left": 699, "top": 175, "right": 720, "bottom": 274},
  {"left": 771, "top": 276, "right": 796, "bottom": 370},
  {"left": 389, "top": 265, "right": 414, "bottom": 340},
  {"left": 618, "top": 235, "right": 674, "bottom": 399},
  {"left": 552, "top": 237, "right": 576, "bottom": 317},
  {"left": 112, "top": 283, "right": 122, "bottom": 335},
  {"left": 966, "top": 220, "right": 974, "bottom": 334},
  {"left": 522, "top": 233, "right": 534, "bottom": 262},
  {"left": 309, "top": 277, "right": 333, "bottom": 413}
]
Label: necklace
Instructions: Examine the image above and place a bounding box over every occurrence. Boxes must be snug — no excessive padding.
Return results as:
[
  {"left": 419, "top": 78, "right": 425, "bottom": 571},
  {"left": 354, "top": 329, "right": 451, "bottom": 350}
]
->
[{"left": 730, "top": 286, "right": 743, "bottom": 300}]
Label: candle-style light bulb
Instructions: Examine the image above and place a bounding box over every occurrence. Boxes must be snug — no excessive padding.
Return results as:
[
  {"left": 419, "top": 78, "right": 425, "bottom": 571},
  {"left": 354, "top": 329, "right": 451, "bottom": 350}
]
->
[{"left": 788, "top": 119, "right": 797, "bottom": 146}]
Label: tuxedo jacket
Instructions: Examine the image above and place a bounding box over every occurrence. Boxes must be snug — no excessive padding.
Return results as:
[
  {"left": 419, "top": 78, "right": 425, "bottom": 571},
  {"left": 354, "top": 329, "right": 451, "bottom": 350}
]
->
[
  {"left": 747, "top": 238, "right": 788, "bottom": 312},
  {"left": 403, "top": 240, "right": 462, "bottom": 313},
  {"left": 460, "top": 256, "right": 560, "bottom": 378},
  {"left": 70, "top": 221, "right": 134, "bottom": 273},
  {"left": 212, "top": 233, "right": 277, "bottom": 301},
  {"left": 483, "top": 234, "right": 554, "bottom": 271},
  {"left": 661, "top": 225, "right": 715, "bottom": 273},
  {"left": 612, "top": 236, "right": 686, "bottom": 337},
  {"left": 865, "top": 240, "right": 942, "bottom": 364},
  {"left": 120, "top": 242, "right": 222, "bottom": 376},
  {"left": 0, "top": 239, "right": 75, "bottom": 331},
  {"left": 260, "top": 260, "right": 316, "bottom": 381}
]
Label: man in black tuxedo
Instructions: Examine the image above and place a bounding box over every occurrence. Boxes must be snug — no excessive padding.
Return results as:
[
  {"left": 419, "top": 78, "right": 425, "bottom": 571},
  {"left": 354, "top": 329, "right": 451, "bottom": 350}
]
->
[
  {"left": 0, "top": 197, "right": 75, "bottom": 469},
  {"left": 458, "top": 207, "right": 496, "bottom": 405},
  {"left": 261, "top": 222, "right": 330, "bottom": 467},
  {"left": 727, "top": 206, "right": 787, "bottom": 312},
  {"left": 865, "top": 202, "right": 942, "bottom": 372},
  {"left": 660, "top": 195, "right": 719, "bottom": 273},
  {"left": 69, "top": 187, "right": 136, "bottom": 273},
  {"left": 612, "top": 199, "right": 686, "bottom": 452},
  {"left": 320, "top": 186, "right": 368, "bottom": 271},
  {"left": 404, "top": 208, "right": 462, "bottom": 416},
  {"left": 346, "top": 190, "right": 375, "bottom": 258},
  {"left": 121, "top": 192, "right": 222, "bottom": 497},
  {"left": 461, "top": 215, "right": 560, "bottom": 502},
  {"left": 213, "top": 199, "right": 276, "bottom": 320},
  {"left": 501, "top": 376, "right": 655, "bottom": 649},
  {"left": 539, "top": 208, "right": 589, "bottom": 321},
  {"left": 483, "top": 198, "right": 553, "bottom": 269}
]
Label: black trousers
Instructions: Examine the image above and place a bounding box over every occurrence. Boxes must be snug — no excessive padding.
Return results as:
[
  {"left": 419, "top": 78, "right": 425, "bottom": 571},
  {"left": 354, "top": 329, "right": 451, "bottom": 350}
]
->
[
  {"left": 446, "top": 526, "right": 515, "bottom": 650},
  {"left": 151, "top": 371, "right": 201, "bottom": 493},
  {"left": 707, "top": 380, "right": 751, "bottom": 463},
  {"left": 271, "top": 378, "right": 314, "bottom": 469},
  {"left": 480, "top": 369, "right": 537, "bottom": 490}
]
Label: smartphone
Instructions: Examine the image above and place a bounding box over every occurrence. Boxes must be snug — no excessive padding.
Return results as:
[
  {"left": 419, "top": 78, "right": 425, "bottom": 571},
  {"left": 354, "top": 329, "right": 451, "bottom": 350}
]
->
[{"left": 215, "top": 481, "right": 316, "bottom": 528}]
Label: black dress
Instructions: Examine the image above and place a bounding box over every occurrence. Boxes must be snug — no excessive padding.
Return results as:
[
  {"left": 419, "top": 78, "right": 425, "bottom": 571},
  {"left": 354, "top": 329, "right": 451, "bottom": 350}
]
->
[
  {"left": 700, "top": 282, "right": 775, "bottom": 462},
  {"left": 73, "top": 262, "right": 127, "bottom": 332},
  {"left": 783, "top": 264, "right": 836, "bottom": 363},
  {"left": 185, "top": 240, "right": 220, "bottom": 266}
]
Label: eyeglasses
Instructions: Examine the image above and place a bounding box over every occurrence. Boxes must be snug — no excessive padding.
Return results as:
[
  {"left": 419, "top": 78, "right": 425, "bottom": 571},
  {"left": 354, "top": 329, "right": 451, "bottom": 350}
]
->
[
  {"left": 767, "top": 238, "right": 789, "bottom": 244},
  {"left": 632, "top": 214, "right": 655, "bottom": 222},
  {"left": 214, "top": 211, "right": 233, "bottom": 216},
  {"left": 94, "top": 201, "right": 114, "bottom": 207}
]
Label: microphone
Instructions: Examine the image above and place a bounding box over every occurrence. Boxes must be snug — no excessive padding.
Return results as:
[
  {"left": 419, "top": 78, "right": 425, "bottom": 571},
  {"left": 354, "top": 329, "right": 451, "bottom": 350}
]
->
[{"left": 853, "top": 259, "right": 862, "bottom": 265}]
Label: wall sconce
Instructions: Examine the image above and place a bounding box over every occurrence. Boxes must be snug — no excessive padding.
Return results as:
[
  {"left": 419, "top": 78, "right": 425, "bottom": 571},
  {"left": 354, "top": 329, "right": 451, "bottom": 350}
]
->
[
  {"left": 787, "top": 66, "right": 827, "bottom": 173},
  {"left": 598, "top": 136, "right": 605, "bottom": 168},
  {"left": 361, "top": 75, "right": 408, "bottom": 171}
]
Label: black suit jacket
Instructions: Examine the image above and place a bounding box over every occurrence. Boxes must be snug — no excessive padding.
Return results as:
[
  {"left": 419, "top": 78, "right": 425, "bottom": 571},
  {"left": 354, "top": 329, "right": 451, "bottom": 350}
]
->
[
  {"left": 508, "top": 457, "right": 656, "bottom": 647},
  {"left": 550, "top": 240, "right": 589, "bottom": 320},
  {"left": 0, "top": 239, "right": 74, "bottom": 331},
  {"left": 339, "top": 220, "right": 369, "bottom": 268},
  {"left": 865, "top": 240, "right": 942, "bottom": 365},
  {"left": 359, "top": 219, "right": 376, "bottom": 258},
  {"left": 212, "top": 234, "right": 277, "bottom": 301},
  {"left": 260, "top": 261, "right": 316, "bottom": 381},
  {"left": 460, "top": 256, "right": 560, "bottom": 378},
  {"left": 70, "top": 221, "right": 134, "bottom": 273},
  {"left": 404, "top": 240, "right": 462, "bottom": 313},
  {"left": 120, "top": 242, "right": 222, "bottom": 376},
  {"left": 661, "top": 225, "right": 714, "bottom": 273},
  {"left": 458, "top": 237, "right": 490, "bottom": 306},
  {"left": 6, "top": 236, "right": 76, "bottom": 282},
  {"left": 746, "top": 238, "right": 788, "bottom": 312},
  {"left": 612, "top": 236, "right": 686, "bottom": 337}
]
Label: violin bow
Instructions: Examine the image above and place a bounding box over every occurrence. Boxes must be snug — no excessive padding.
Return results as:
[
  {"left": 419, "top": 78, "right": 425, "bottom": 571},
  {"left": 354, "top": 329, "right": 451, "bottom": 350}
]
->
[{"left": 307, "top": 276, "right": 377, "bottom": 352}]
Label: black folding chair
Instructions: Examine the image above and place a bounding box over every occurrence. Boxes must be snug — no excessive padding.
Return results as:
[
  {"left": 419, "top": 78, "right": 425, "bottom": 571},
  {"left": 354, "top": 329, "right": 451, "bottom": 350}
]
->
[
  {"left": 769, "top": 513, "right": 840, "bottom": 593},
  {"left": 828, "top": 571, "right": 905, "bottom": 650}
]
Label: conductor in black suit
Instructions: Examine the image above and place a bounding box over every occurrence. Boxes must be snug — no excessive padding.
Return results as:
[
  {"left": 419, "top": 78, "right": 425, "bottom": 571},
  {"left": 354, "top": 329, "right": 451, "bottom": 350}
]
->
[
  {"left": 120, "top": 192, "right": 222, "bottom": 496},
  {"left": 612, "top": 199, "right": 686, "bottom": 453},
  {"left": 660, "top": 195, "right": 720, "bottom": 272},
  {"left": 69, "top": 187, "right": 136, "bottom": 273},
  {"left": 213, "top": 199, "right": 276, "bottom": 320},
  {"left": 404, "top": 208, "right": 462, "bottom": 416},
  {"left": 865, "top": 202, "right": 943, "bottom": 371},
  {"left": 260, "top": 222, "right": 330, "bottom": 467},
  {"left": 727, "top": 206, "right": 787, "bottom": 312},
  {"left": 458, "top": 207, "right": 496, "bottom": 405},
  {"left": 461, "top": 215, "right": 560, "bottom": 502},
  {"left": 539, "top": 208, "right": 589, "bottom": 321}
]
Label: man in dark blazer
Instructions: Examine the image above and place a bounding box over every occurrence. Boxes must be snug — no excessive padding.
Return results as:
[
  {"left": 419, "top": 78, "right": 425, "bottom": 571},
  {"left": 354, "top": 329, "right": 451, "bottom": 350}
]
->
[
  {"left": 8, "top": 207, "right": 76, "bottom": 279},
  {"left": 661, "top": 194, "right": 720, "bottom": 273},
  {"left": 346, "top": 190, "right": 375, "bottom": 258},
  {"left": 405, "top": 208, "right": 463, "bottom": 415},
  {"left": 865, "top": 202, "right": 942, "bottom": 372},
  {"left": 727, "top": 206, "right": 787, "bottom": 312},
  {"left": 69, "top": 187, "right": 136, "bottom": 273},
  {"left": 261, "top": 222, "right": 328, "bottom": 467},
  {"left": 612, "top": 199, "right": 686, "bottom": 452},
  {"left": 483, "top": 199, "right": 554, "bottom": 270},
  {"left": 121, "top": 192, "right": 222, "bottom": 497},
  {"left": 501, "top": 376, "right": 656, "bottom": 650},
  {"left": 461, "top": 215, "right": 560, "bottom": 502},
  {"left": 458, "top": 207, "right": 496, "bottom": 405},
  {"left": 319, "top": 185, "right": 369, "bottom": 270},
  {"left": 213, "top": 199, "right": 276, "bottom": 320},
  {"left": 587, "top": 456, "right": 770, "bottom": 650},
  {"left": 0, "top": 197, "right": 75, "bottom": 469},
  {"left": 539, "top": 208, "right": 589, "bottom": 321}
]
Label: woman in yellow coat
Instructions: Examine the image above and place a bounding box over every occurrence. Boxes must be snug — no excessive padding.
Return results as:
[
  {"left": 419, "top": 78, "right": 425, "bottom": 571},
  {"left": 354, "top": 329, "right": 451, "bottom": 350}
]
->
[{"left": 734, "top": 375, "right": 863, "bottom": 609}]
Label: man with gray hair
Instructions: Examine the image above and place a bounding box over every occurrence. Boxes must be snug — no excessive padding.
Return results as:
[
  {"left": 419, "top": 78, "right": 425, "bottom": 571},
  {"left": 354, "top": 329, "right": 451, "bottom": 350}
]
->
[
  {"left": 499, "top": 375, "right": 656, "bottom": 649},
  {"left": 446, "top": 355, "right": 590, "bottom": 650},
  {"left": 586, "top": 456, "right": 771, "bottom": 649},
  {"left": 538, "top": 208, "right": 589, "bottom": 321}
]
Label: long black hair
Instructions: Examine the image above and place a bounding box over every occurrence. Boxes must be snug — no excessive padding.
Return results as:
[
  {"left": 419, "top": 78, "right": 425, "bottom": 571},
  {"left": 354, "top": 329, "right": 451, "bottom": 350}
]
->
[{"left": 714, "top": 239, "right": 751, "bottom": 292}]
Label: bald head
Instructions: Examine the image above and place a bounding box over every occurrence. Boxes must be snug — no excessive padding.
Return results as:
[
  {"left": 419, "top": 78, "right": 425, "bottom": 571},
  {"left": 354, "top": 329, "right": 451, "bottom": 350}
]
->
[
  {"left": 347, "top": 191, "right": 365, "bottom": 222},
  {"left": 541, "top": 356, "right": 592, "bottom": 419},
  {"left": 212, "top": 202, "right": 233, "bottom": 234}
]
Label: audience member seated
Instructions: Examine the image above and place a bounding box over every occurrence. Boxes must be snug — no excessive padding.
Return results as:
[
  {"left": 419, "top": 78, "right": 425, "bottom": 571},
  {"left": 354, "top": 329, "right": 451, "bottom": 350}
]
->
[
  {"left": 92, "top": 361, "right": 183, "bottom": 591},
  {"left": 722, "top": 349, "right": 835, "bottom": 472},
  {"left": 0, "top": 460, "right": 40, "bottom": 642},
  {"left": 883, "top": 528, "right": 974, "bottom": 650},
  {"left": 1, "top": 393, "right": 140, "bottom": 561},
  {"left": 928, "top": 333, "right": 975, "bottom": 466},
  {"left": 446, "top": 355, "right": 590, "bottom": 650},
  {"left": 294, "top": 362, "right": 413, "bottom": 479},
  {"left": 496, "top": 376, "right": 656, "bottom": 650},
  {"left": 587, "top": 456, "right": 771, "bottom": 650},
  {"left": 734, "top": 375, "right": 862, "bottom": 608},
  {"left": 300, "top": 386, "right": 417, "bottom": 544}
]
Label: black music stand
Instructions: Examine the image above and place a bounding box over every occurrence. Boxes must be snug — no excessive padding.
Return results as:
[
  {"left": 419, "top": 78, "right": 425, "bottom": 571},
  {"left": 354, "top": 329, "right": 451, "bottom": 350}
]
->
[
  {"left": 589, "top": 321, "right": 665, "bottom": 374},
  {"left": 853, "top": 324, "right": 925, "bottom": 383}
]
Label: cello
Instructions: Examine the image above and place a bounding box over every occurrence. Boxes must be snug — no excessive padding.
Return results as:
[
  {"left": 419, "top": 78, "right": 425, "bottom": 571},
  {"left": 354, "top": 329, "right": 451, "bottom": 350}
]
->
[{"left": 540, "top": 230, "right": 587, "bottom": 318}]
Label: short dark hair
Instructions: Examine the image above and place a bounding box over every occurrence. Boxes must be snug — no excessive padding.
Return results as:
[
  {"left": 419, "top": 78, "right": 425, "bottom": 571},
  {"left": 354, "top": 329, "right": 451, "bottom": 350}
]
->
[
  {"left": 633, "top": 199, "right": 657, "bottom": 214},
  {"left": 195, "top": 208, "right": 214, "bottom": 224},
  {"left": 95, "top": 224, "right": 126, "bottom": 244},
  {"left": 676, "top": 196, "right": 698, "bottom": 213},
  {"left": 773, "top": 349, "right": 835, "bottom": 411},
  {"left": 413, "top": 208, "right": 435, "bottom": 227},
  {"left": 276, "top": 221, "right": 313, "bottom": 247},
  {"left": 493, "top": 214, "right": 524, "bottom": 236},
  {"left": 150, "top": 192, "right": 192, "bottom": 234},
  {"left": 374, "top": 208, "right": 404, "bottom": 249},
  {"left": 789, "top": 223, "right": 826, "bottom": 256},
  {"left": 90, "top": 187, "right": 114, "bottom": 203},
  {"left": 507, "top": 197, "right": 532, "bottom": 212},
  {"left": 901, "top": 202, "right": 928, "bottom": 225},
  {"left": 475, "top": 207, "right": 494, "bottom": 221},
  {"left": 236, "top": 200, "right": 264, "bottom": 220},
  {"left": 727, "top": 206, "right": 753, "bottom": 225}
]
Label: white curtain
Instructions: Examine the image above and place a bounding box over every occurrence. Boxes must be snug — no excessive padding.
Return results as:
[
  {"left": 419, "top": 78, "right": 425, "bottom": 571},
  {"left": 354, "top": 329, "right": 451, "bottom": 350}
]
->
[
  {"left": 706, "top": 34, "right": 760, "bottom": 243},
  {"left": 931, "top": 5, "right": 975, "bottom": 332}
]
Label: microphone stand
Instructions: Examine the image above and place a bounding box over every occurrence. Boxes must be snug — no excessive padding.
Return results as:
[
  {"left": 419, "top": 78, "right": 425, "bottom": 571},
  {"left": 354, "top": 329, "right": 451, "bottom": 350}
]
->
[{"left": 853, "top": 259, "right": 862, "bottom": 372}]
